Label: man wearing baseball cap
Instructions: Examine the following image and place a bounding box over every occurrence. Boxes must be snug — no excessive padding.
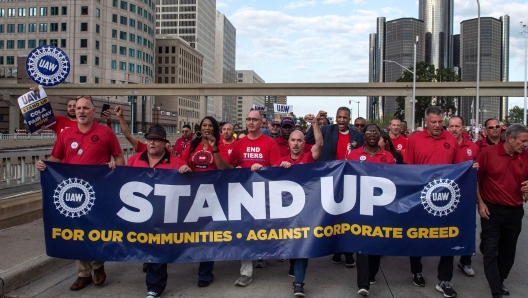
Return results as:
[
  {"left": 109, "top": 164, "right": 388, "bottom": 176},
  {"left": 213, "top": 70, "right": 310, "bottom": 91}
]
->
[{"left": 276, "top": 117, "right": 311, "bottom": 157}]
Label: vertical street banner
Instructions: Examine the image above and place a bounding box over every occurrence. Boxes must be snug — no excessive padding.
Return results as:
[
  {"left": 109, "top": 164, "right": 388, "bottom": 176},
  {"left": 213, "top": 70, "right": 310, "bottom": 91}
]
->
[
  {"left": 18, "top": 87, "right": 56, "bottom": 134},
  {"left": 274, "top": 103, "right": 294, "bottom": 114}
]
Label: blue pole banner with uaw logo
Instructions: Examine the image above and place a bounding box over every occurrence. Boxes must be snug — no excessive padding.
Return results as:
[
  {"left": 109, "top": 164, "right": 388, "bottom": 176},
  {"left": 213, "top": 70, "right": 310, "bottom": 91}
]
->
[{"left": 41, "top": 160, "right": 477, "bottom": 263}]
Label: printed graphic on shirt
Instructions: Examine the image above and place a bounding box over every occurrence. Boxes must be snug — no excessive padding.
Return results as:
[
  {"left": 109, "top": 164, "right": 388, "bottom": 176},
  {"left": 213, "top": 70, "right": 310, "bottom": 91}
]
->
[{"left": 190, "top": 150, "right": 214, "bottom": 169}]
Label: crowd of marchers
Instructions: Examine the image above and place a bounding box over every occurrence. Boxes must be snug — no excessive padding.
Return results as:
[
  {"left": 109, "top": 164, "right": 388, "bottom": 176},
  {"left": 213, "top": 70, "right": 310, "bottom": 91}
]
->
[{"left": 33, "top": 86, "right": 528, "bottom": 298}]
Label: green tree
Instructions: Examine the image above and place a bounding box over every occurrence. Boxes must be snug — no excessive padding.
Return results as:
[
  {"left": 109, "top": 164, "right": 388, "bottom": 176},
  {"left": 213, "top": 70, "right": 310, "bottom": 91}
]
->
[
  {"left": 395, "top": 62, "right": 460, "bottom": 127},
  {"left": 369, "top": 113, "right": 395, "bottom": 129},
  {"left": 504, "top": 106, "right": 525, "bottom": 126}
]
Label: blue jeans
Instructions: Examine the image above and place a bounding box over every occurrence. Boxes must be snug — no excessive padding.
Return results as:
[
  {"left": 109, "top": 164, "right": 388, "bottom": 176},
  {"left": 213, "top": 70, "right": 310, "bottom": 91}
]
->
[
  {"left": 146, "top": 263, "right": 167, "bottom": 294},
  {"left": 293, "top": 258, "right": 308, "bottom": 285},
  {"left": 198, "top": 261, "right": 215, "bottom": 282}
]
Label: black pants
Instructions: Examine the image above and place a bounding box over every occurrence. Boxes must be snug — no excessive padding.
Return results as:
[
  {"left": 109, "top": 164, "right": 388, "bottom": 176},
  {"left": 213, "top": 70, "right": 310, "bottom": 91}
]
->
[
  {"left": 480, "top": 201, "right": 524, "bottom": 296},
  {"left": 368, "top": 255, "right": 381, "bottom": 280},
  {"left": 409, "top": 256, "right": 454, "bottom": 281},
  {"left": 146, "top": 263, "right": 167, "bottom": 294},
  {"left": 355, "top": 253, "right": 369, "bottom": 289}
]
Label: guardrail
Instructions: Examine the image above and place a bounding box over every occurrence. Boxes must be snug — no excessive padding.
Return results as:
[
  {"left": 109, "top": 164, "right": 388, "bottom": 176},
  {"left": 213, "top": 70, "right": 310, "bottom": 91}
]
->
[
  {"left": 0, "top": 144, "right": 138, "bottom": 189},
  {"left": 0, "top": 132, "right": 179, "bottom": 141}
]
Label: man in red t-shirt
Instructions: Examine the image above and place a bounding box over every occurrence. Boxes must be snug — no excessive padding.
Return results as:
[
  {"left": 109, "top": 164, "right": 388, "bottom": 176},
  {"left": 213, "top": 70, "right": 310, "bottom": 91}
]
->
[
  {"left": 219, "top": 122, "right": 236, "bottom": 162},
  {"left": 388, "top": 118, "right": 407, "bottom": 154},
  {"left": 477, "top": 124, "right": 528, "bottom": 297},
  {"left": 404, "top": 106, "right": 463, "bottom": 298},
  {"left": 174, "top": 124, "right": 193, "bottom": 156},
  {"left": 36, "top": 96, "right": 124, "bottom": 292},
  {"left": 275, "top": 117, "right": 312, "bottom": 157},
  {"left": 277, "top": 112, "right": 323, "bottom": 297},
  {"left": 230, "top": 110, "right": 281, "bottom": 287}
]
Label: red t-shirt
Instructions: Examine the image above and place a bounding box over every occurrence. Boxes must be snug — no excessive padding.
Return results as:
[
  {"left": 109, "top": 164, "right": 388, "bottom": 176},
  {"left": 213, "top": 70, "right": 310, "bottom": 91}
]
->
[
  {"left": 278, "top": 151, "right": 317, "bottom": 165},
  {"left": 49, "top": 115, "right": 77, "bottom": 135},
  {"left": 335, "top": 131, "right": 350, "bottom": 160},
  {"left": 347, "top": 145, "right": 396, "bottom": 164},
  {"left": 126, "top": 149, "right": 186, "bottom": 170},
  {"left": 182, "top": 142, "right": 217, "bottom": 172},
  {"left": 173, "top": 135, "right": 192, "bottom": 156},
  {"left": 404, "top": 130, "right": 463, "bottom": 165},
  {"left": 478, "top": 144, "right": 528, "bottom": 207},
  {"left": 275, "top": 135, "right": 312, "bottom": 157},
  {"left": 229, "top": 134, "right": 281, "bottom": 168},
  {"left": 219, "top": 139, "right": 236, "bottom": 162},
  {"left": 391, "top": 135, "right": 407, "bottom": 152},
  {"left": 51, "top": 122, "right": 122, "bottom": 165},
  {"left": 458, "top": 137, "right": 479, "bottom": 162}
]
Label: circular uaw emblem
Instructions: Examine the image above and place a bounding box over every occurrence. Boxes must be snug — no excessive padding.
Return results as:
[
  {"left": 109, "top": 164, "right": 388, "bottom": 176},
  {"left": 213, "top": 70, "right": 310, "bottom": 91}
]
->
[
  {"left": 397, "top": 144, "right": 403, "bottom": 150},
  {"left": 53, "top": 178, "right": 95, "bottom": 218},
  {"left": 26, "top": 45, "right": 70, "bottom": 86},
  {"left": 420, "top": 179, "right": 460, "bottom": 217},
  {"left": 359, "top": 156, "right": 367, "bottom": 161},
  {"left": 71, "top": 142, "right": 79, "bottom": 149}
]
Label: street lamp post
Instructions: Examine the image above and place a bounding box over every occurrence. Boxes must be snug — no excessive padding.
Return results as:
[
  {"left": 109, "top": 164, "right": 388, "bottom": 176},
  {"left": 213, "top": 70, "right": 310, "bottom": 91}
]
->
[
  {"left": 476, "top": 0, "right": 481, "bottom": 130},
  {"left": 383, "top": 43, "right": 417, "bottom": 130},
  {"left": 350, "top": 100, "right": 360, "bottom": 118},
  {"left": 521, "top": 22, "right": 528, "bottom": 125}
]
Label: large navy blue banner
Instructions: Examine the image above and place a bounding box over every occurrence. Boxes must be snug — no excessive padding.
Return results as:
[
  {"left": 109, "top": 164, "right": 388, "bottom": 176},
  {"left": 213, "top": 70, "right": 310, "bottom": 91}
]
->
[{"left": 41, "top": 160, "right": 476, "bottom": 263}]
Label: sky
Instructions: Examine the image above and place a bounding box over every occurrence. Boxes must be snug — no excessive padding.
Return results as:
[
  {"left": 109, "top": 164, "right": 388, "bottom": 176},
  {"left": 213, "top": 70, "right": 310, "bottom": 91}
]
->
[{"left": 216, "top": 0, "right": 528, "bottom": 120}]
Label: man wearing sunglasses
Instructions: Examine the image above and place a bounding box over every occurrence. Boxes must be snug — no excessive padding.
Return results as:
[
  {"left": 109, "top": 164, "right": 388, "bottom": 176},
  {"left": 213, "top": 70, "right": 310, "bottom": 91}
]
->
[
  {"left": 174, "top": 124, "right": 193, "bottom": 156},
  {"left": 389, "top": 118, "right": 407, "bottom": 153},
  {"left": 478, "top": 118, "right": 504, "bottom": 149},
  {"left": 36, "top": 96, "right": 125, "bottom": 292},
  {"left": 353, "top": 117, "right": 367, "bottom": 133}
]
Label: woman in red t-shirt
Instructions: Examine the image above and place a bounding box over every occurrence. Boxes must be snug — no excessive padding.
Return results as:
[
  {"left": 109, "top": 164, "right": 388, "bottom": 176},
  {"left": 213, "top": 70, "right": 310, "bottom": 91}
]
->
[
  {"left": 178, "top": 116, "right": 227, "bottom": 287},
  {"left": 346, "top": 124, "right": 395, "bottom": 296}
]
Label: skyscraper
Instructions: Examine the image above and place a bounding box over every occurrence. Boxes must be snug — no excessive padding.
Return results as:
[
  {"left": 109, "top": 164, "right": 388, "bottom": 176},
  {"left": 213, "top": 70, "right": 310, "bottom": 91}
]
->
[
  {"left": 214, "top": 11, "right": 236, "bottom": 122},
  {"left": 235, "top": 70, "right": 265, "bottom": 125},
  {"left": 367, "top": 17, "right": 386, "bottom": 120},
  {"left": 418, "top": 0, "right": 454, "bottom": 69},
  {"left": 459, "top": 16, "right": 509, "bottom": 122}
]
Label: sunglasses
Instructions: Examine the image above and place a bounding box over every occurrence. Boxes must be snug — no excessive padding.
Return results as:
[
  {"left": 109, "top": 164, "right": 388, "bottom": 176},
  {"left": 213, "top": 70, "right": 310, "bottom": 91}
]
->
[
  {"left": 76, "top": 95, "right": 92, "bottom": 99},
  {"left": 364, "top": 131, "right": 380, "bottom": 135},
  {"left": 355, "top": 124, "right": 366, "bottom": 127},
  {"left": 487, "top": 125, "right": 501, "bottom": 130},
  {"left": 245, "top": 118, "right": 261, "bottom": 122}
]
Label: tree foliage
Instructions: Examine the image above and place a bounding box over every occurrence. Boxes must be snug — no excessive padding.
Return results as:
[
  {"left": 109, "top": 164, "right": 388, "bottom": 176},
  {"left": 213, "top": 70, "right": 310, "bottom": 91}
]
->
[
  {"left": 369, "top": 113, "right": 395, "bottom": 129},
  {"left": 395, "top": 62, "right": 460, "bottom": 127},
  {"left": 504, "top": 106, "right": 525, "bottom": 126}
]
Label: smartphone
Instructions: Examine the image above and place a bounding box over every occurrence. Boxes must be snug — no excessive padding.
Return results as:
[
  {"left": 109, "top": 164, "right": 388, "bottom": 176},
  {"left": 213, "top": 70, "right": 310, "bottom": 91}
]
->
[{"left": 101, "top": 104, "right": 110, "bottom": 117}]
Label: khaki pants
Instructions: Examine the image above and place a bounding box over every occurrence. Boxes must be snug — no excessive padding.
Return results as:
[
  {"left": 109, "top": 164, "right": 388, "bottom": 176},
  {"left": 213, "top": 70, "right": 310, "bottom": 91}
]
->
[
  {"left": 240, "top": 260, "right": 253, "bottom": 277},
  {"left": 76, "top": 260, "right": 105, "bottom": 277}
]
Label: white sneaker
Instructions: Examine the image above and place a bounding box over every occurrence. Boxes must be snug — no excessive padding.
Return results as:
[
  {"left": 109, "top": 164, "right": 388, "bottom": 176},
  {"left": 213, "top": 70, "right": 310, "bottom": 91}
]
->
[
  {"left": 234, "top": 275, "right": 253, "bottom": 287},
  {"left": 358, "top": 288, "right": 369, "bottom": 296},
  {"left": 458, "top": 262, "right": 475, "bottom": 276}
]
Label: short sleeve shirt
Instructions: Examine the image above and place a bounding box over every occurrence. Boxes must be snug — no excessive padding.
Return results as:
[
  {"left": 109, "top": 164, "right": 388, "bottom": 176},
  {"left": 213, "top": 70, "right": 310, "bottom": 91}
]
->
[
  {"left": 278, "top": 151, "right": 317, "bottom": 165},
  {"left": 230, "top": 134, "right": 281, "bottom": 168},
  {"left": 391, "top": 135, "right": 408, "bottom": 152},
  {"left": 404, "top": 130, "right": 463, "bottom": 165},
  {"left": 51, "top": 122, "right": 122, "bottom": 165},
  {"left": 49, "top": 115, "right": 77, "bottom": 135},
  {"left": 347, "top": 145, "right": 396, "bottom": 164},
  {"left": 219, "top": 140, "right": 236, "bottom": 163},
  {"left": 458, "top": 137, "right": 479, "bottom": 162}
]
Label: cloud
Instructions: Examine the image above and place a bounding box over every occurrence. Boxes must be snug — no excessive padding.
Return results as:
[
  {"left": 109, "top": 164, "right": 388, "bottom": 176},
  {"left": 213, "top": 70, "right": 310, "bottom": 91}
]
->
[
  {"left": 284, "top": 0, "right": 317, "bottom": 10},
  {"left": 217, "top": 1, "right": 229, "bottom": 9}
]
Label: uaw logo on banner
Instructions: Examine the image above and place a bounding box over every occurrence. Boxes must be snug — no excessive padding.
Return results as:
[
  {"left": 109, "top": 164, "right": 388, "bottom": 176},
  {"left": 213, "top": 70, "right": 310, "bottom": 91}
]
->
[
  {"left": 26, "top": 45, "right": 70, "bottom": 86},
  {"left": 421, "top": 179, "right": 461, "bottom": 217},
  {"left": 53, "top": 178, "right": 96, "bottom": 218},
  {"left": 18, "top": 86, "right": 56, "bottom": 133}
]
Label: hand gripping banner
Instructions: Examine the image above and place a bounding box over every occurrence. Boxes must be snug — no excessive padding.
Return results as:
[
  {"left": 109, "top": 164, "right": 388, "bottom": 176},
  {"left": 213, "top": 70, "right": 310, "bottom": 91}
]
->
[{"left": 41, "top": 160, "right": 476, "bottom": 263}]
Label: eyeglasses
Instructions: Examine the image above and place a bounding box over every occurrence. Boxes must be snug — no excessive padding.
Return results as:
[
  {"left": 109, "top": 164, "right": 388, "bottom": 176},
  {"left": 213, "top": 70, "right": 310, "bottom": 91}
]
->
[
  {"left": 354, "top": 124, "right": 366, "bottom": 127},
  {"left": 364, "top": 131, "right": 380, "bottom": 135},
  {"left": 245, "top": 118, "right": 261, "bottom": 122},
  {"left": 487, "top": 125, "right": 501, "bottom": 130},
  {"left": 76, "top": 95, "right": 92, "bottom": 99},
  {"left": 146, "top": 138, "right": 164, "bottom": 143}
]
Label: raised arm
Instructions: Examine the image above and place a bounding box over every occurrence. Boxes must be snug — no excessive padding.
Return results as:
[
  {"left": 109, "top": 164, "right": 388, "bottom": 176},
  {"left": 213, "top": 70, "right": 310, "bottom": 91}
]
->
[
  {"left": 306, "top": 111, "right": 324, "bottom": 160},
  {"left": 115, "top": 105, "right": 139, "bottom": 151}
]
